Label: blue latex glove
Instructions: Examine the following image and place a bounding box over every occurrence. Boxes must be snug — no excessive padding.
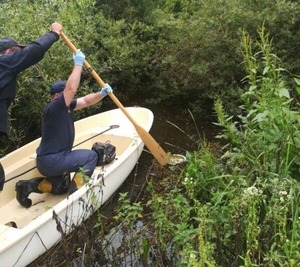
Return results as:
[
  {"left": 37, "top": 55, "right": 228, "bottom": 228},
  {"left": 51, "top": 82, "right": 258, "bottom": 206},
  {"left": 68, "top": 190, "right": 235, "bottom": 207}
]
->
[
  {"left": 73, "top": 49, "right": 85, "bottom": 66},
  {"left": 100, "top": 83, "right": 113, "bottom": 97}
]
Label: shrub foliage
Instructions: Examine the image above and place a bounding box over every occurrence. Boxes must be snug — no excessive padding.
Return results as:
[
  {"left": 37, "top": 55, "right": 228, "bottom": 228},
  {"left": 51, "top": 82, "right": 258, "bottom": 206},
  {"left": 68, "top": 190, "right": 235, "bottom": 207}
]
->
[
  {"left": 1, "top": 0, "right": 300, "bottom": 150},
  {"left": 2, "top": 1, "right": 300, "bottom": 266}
]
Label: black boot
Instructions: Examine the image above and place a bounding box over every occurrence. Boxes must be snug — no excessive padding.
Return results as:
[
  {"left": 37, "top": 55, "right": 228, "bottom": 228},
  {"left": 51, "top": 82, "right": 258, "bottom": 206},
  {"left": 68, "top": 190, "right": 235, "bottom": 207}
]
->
[
  {"left": 15, "top": 177, "right": 52, "bottom": 208},
  {"left": 0, "top": 162, "right": 4, "bottom": 191}
]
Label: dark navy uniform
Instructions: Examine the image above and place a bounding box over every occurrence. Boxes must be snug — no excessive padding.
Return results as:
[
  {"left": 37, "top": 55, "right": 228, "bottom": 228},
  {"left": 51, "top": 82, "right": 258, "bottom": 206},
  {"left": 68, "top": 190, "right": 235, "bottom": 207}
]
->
[
  {"left": 36, "top": 93, "right": 98, "bottom": 190},
  {"left": 0, "top": 31, "right": 59, "bottom": 135}
]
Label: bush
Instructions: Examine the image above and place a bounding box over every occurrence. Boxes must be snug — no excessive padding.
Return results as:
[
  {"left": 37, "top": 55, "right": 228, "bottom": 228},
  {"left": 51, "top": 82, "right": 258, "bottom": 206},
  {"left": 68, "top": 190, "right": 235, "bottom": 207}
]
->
[{"left": 2, "top": 0, "right": 300, "bottom": 150}]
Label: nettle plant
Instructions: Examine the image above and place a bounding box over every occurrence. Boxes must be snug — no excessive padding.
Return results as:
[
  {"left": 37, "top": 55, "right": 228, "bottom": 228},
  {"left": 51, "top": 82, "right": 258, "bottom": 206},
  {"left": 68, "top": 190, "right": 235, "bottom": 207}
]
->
[
  {"left": 214, "top": 27, "right": 300, "bottom": 265},
  {"left": 218, "top": 28, "right": 300, "bottom": 180},
  {"left": 183, "top": 27, "right": 300, "bottom": 266}
]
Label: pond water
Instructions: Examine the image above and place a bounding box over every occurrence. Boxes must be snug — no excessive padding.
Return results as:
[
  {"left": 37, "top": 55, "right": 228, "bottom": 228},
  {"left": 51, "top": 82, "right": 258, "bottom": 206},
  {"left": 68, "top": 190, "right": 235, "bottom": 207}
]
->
[{"left": 102, "top": 104, "right": 219, "bottom": 213}]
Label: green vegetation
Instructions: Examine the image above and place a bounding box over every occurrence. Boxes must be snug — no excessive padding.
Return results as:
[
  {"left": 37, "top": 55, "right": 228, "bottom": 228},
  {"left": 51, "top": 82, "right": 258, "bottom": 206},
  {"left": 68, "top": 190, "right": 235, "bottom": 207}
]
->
[
  {"left": 175, "top": 27, "right": 300, "bottom": 266},
  {"left": 1, "top": 0, "right": 300, "bottom": 151},
  {"left": 2, "top": 0, "right": 300, "bottom": 265},
  {"left": 98, "top": 27, "right": 300, "bottom": 266}
]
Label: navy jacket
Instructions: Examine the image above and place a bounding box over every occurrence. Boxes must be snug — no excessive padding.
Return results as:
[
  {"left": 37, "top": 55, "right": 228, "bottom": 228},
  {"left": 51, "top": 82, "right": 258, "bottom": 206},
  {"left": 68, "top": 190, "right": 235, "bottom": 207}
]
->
[
  {"left": 36, "top": 95, "right": 77, "bottom": 156},
  {"left": 0, "top": 31, "right": 59, "bottom": 104}
]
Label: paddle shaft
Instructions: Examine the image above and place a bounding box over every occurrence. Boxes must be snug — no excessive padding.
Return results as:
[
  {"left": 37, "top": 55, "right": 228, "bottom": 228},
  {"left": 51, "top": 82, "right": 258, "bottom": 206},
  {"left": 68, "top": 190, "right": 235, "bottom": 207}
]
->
[{"left": 60, "top": 32, "right": 169, "bottom": 166}]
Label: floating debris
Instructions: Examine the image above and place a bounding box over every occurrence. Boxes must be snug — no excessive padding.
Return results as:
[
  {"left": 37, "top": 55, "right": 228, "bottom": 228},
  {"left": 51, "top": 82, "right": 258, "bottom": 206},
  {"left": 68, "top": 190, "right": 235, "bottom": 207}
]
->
[{"left": 168, "top": 154, "right": 186, "bottom": 165}]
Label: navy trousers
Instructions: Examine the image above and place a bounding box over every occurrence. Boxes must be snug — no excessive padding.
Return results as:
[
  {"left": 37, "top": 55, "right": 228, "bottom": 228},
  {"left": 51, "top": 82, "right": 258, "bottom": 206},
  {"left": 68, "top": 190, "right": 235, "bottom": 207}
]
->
[{"left": 37, "top": 149, "right": 98, "bottom": 191}]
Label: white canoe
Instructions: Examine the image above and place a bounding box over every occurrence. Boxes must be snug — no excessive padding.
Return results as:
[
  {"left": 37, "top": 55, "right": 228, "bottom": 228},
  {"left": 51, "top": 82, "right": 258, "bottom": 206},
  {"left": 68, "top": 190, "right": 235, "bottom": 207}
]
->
[{"left": 0, "top": 106, "right": 153, "bottom": 267}]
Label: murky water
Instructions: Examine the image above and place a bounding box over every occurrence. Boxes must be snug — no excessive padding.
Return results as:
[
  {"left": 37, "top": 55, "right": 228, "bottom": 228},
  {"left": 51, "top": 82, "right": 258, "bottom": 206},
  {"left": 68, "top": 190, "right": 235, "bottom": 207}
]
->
[{"left": 102, "top": 104, "right": 219, "bottom": 211}]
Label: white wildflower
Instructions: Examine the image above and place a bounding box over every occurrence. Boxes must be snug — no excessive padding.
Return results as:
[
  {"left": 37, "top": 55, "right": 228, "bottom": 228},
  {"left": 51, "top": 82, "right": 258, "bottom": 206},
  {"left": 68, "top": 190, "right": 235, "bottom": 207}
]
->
[
  {"left": 183, "top": 175, "right": 194, "bottom": 185},
  {"left": 279, "top": 191, "right": 288, "bottom": 196},
  {"left": 244, "top": 186, "right": 260, "bottom": 196},
  {"left": 190, "top": 253, "right": 196, "bottom": 259}
]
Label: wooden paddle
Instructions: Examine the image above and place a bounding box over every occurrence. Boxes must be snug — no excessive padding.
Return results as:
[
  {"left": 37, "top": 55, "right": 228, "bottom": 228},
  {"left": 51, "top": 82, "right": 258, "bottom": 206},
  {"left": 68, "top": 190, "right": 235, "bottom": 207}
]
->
[{"left": 60, "top": 32, "right": 169, "bottom": 166}]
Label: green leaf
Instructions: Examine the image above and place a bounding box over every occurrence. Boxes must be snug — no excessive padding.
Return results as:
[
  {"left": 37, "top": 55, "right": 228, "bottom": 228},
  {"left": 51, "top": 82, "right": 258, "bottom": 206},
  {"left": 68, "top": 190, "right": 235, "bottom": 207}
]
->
[
  {"left": 263, "top": 66, "right": 270, "bottom": 75},
  {"left": 294, "top": 78, "right": 300, "bottom": 85},
  {"left": 251, "top": 68, "right": 257, "bottom": 74},
  {"left": 278, "top": 88, "right": 290, "bottom": 98},
  {"left": 253, "top": 110, "right": 269, "bottom": 122}
]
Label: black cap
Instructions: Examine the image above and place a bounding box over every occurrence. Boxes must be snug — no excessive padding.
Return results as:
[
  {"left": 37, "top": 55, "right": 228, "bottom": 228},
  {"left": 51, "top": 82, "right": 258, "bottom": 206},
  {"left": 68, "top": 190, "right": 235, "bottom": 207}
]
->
[
  {"left": 0, "top": 37, "right": 27, "bottom": 53},
  {"left": 50, "top": 81, "right": 66, "bottom": 95}
]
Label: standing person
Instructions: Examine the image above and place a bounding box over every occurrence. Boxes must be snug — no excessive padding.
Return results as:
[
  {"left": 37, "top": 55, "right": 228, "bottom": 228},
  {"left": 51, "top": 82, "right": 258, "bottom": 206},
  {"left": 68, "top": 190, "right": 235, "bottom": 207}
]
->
[
  {"left": 15, "top": 50, "right": 113, "bottom": 208},
  {"left": 0, "top": 22, "right": 63, "bottom": 191}
]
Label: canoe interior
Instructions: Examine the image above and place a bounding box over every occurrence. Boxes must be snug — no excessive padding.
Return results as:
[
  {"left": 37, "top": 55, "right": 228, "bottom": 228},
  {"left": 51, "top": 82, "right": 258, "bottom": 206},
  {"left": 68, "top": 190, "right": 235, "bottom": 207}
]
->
[
  {"left": 0, "top": 107, "right": 153, "bottom": 267},
  {"left": 0, "top": 132, "right": 134, "bottom": 229}
]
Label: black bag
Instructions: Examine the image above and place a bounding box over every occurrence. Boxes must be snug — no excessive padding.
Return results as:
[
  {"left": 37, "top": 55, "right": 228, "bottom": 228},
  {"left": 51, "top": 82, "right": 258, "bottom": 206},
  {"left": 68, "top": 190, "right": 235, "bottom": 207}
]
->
[{"left": 92, "top": 141, "right": 116, "bottom": 166}]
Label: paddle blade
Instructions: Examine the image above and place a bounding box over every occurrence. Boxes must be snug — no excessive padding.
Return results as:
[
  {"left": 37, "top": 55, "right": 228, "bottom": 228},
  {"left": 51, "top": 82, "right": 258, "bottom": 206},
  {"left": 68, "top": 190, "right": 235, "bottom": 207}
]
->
[
  {"left": 107, "top": 94, "right": 170, "bottom": 166},
  {"left": 135, "top": 124, "right": 169, "bottom": 166}
]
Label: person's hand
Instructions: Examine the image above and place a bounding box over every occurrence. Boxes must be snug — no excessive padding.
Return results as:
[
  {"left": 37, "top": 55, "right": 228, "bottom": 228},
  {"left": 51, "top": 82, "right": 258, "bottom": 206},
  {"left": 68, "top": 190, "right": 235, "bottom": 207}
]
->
[
  {"left": 100, "top": 83, "right": 113, "bottom": 97},
  {"left": 73, "top": 49, "right": 85, "bottom": 66},
  {"left": 51, "top": 22, "right": 62, "bottom": 36}
]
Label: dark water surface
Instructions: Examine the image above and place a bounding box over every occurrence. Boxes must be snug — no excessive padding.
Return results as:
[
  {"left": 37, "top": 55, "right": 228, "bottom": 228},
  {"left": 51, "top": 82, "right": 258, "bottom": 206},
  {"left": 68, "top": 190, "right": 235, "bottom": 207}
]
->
[{"left": 102, "top": 104, "right": 219, "bottom": 210}]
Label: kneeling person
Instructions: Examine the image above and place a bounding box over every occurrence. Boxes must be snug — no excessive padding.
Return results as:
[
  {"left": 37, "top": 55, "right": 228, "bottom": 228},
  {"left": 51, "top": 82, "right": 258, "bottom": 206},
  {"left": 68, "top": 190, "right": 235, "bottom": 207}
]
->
[{"left": 16, "top": 50, "right": 113, "bottom": 207}]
